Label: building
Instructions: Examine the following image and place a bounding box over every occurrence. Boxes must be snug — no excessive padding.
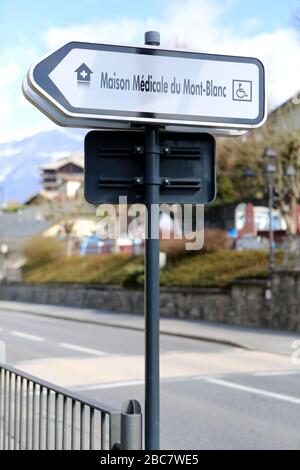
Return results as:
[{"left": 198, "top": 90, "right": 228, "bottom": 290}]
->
[
  {"left": 25, "top": 190, "right": 56, "bottom": 206},
  {"left": 40, "top": 154, "right": 84, "bottom": 196},
  {"left": 56, "top": 180, "right": 82, "bottom": 201},
  {"left": 0, "top": 207, "right": 52, "bottom": 281},
  {"left": 267, "top": 92, "right": 300, "bottom": 132}
]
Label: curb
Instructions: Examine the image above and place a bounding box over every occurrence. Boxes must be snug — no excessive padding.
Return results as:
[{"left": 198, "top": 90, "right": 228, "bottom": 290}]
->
[{"left": 0, "top": 305, "right": 248, "bottom": 351}]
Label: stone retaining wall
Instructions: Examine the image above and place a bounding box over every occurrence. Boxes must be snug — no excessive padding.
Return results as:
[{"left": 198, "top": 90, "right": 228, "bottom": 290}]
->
[{"left": 1, "top": 271, "right": 300, "bottom": 331}]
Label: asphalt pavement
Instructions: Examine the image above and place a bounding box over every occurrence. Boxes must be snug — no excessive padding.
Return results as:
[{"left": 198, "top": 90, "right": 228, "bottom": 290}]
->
[
  {"left": 0, "top": 300, "right": 298, "bottom": 355},
  {"left": 0, "top": 305, "right": 300, "bottom": 449}
]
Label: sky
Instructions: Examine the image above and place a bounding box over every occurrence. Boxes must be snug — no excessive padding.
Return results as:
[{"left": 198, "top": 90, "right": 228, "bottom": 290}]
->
[{"left": 0, "top": 0, "right": 300, "bottom": 143}]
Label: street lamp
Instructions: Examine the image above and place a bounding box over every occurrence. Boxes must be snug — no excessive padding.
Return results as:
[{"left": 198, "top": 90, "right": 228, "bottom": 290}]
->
[
  {"left": 285, "top": 164, "right": 296, "bottom": 179},
  {"left": 0, "top": 244, "right": 8, "bottom": 256},
  {"left": 0, "top": 244, "right": 9, "bottom": 284},
  {"left": 284, "top": 163, "right": 297, "bottom": 258},
  {"left": 263, "top": 147, "right": 277, "bottom": 282}
]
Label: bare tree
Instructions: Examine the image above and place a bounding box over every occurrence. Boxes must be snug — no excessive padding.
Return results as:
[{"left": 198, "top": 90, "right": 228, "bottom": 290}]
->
[
  {"left": 271, "top": 134, "right": 300, "bottom": 238},
  {"left": 46, "top": 194, "right": 95, "bottom": 257}
]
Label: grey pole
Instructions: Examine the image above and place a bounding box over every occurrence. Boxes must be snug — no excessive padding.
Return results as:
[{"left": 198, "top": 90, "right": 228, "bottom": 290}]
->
[
  {"left": 144, "top": 30, "right": 161, "bottom": 450},
  {"left": 268, "top": 174, "right": 274, "bottom": 278}
]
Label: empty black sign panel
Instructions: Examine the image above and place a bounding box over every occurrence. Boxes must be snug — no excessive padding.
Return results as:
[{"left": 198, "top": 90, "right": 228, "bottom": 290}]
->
[{"left": 84, "top": 131, "right": 215, "bottom": 205}]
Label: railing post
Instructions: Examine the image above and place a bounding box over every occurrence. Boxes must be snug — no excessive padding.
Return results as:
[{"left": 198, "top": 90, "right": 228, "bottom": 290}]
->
[
  {"left": 0, "top": 363, "right": 128, "bottom": 451},
  {"left": 109, "top": 411, "right": 121, "bottom": 450},
  {"left": 121, "top": 399, "right": 142, "bottom": 450}
]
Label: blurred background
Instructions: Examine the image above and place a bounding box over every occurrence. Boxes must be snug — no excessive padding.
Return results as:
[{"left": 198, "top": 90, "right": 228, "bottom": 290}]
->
[
  {"left": 1, "top": 0, "right": 300, "bottom": 287},
  {"left": 2, "top": 1, "right": 300, "bottom": 451}
]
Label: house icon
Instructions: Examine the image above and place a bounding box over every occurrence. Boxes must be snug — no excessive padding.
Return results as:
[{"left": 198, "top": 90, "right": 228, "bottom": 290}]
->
[{"left": 75, "top": 63, "right": 93, "bottom": 83}]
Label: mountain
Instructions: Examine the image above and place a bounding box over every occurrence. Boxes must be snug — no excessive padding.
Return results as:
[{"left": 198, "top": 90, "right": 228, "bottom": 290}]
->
[{"left": 0, "top": 128, "right": 87, "bottom": 203}]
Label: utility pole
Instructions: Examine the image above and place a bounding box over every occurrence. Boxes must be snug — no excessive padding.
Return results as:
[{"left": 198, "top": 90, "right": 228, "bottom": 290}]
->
[
  {"left": 263, "top": 147, "right": 277, "bottom": 281},
  {"left": 267, "top": 173, "right": 274, "bottom": 277}
]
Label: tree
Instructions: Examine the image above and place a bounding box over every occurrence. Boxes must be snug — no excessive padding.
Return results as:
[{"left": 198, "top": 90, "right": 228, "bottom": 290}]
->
[
  {"left": 23, "top": 235, "right": 64, "bottom": 267},
  {"left": 217, "top": 129, "right": 300, "bottom": 235},
  {"left": 272, "top": 133, "right": 300, "bottom": 235},
  {"left": 45, "top": 193, "right": 95, "bottom": 257}
]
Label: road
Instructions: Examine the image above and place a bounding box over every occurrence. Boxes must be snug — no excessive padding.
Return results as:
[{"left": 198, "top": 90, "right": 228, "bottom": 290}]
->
[{"left": 0, "top": 307, "right": 300, "bottom": 450}]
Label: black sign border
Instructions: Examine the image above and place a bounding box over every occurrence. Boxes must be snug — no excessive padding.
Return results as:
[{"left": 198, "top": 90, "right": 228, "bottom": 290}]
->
[{"left": 32, "top": 41, "right": 266, "bottom": 127}]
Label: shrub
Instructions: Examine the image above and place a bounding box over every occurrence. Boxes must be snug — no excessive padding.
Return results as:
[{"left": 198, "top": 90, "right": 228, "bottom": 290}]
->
[
  {"left": 23, "top": 253, "right": 143, "bottom": 284},
  {"left": 23, "top": 249, "right": 283, "bottom": 288},
  {"left": 202, "top": 229, "right": 230, "bottom": 252},
  {"left": 23, "top": 236, "right": 64, "bottom": 268},
  {"left": 160, "top": 250, "right": 272, "bottom": 287},
  {"left": 122, "top": 265, "right": 145, "bottom": 288},
  {"left": 160, "top": 238, "right": 188, "bottom": 259},
  {"left": 160, "top": 229, "right": 229, "bottom": 260}
]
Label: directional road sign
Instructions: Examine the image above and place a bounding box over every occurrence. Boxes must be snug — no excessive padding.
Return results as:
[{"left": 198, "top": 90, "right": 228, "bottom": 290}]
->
[
  {"left": 22, "top": 76, "right": 246, "bottom": 136},
  {"left": 25, "top": 41, "right": 266, "bottom": 131}
]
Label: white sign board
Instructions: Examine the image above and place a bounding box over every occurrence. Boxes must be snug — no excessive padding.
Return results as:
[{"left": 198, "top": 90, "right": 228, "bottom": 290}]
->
[
  {"left": 22, "top": 76, "right": 246, "bottom": 136},
  {"left": 26, "top": 41, "right": 266, "bottom": 130}
]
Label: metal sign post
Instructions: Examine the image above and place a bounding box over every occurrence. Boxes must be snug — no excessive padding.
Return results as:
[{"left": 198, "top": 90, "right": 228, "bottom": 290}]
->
[
  {"left": 144, "top": 31, "right": 160, "bottom": 450},
  {"left": 144, "top": 123, "right": 160, "bottom": 450},
  {"left": 144, "top": 32, "right": 161, "bottom": 450}
]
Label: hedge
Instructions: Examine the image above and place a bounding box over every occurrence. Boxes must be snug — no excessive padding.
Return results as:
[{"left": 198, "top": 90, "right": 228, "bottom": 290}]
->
[{"left": 23, "top": 250, "right": 281, "bottom": 288}]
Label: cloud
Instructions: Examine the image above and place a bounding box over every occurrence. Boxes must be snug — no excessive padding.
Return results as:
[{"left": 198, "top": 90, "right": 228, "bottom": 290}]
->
[
  {"left": 44, "top": 0, "right": 227, "bottom": 50},
  {"left": 219, "top": 28, "right": 300, "bottom": 109},
  {"left": 0, "top": 40, "right": 44, "bottom": 143},
  {"left": 0, "top": 125, "right": 55, "bottom": 145},
  {"left": 238, "top": 17, "right": 263, "bottom": 35},
  {"left": 0, "top": 61, "right": 21, "bottom": 126},
  {"left": 45, "top": 18, "right": 145, "bottom": 47},
  {"left": 43, "top": 0, "right": 300, "bottom": 111},
  {"left": 0, "top": 0, "right": 298, "bottom": 144}
]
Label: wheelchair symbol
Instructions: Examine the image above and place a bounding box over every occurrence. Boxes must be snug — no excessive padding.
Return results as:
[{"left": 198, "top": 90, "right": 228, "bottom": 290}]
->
[
  {"left": 232, "top": 80, "right": 252, "bottom": 102},
  {"left": 236, "top": 83, "right": 248, "bottom": 99}
]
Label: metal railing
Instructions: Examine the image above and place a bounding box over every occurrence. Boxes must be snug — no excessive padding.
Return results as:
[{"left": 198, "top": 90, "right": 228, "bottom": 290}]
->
[{"left": 0, "top": 363, "right": 136, "bottom": 450}]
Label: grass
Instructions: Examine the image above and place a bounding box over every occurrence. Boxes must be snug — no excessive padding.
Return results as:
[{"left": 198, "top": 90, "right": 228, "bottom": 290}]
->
[
  {"left": 23, "top": 254, "right": 143, "bottom": 285},
  {"left": 160, "top": 250, "right": 275, "bottom": 287},
  {"left": 23, "top": 250, "right": 281, "bottom": 288}
]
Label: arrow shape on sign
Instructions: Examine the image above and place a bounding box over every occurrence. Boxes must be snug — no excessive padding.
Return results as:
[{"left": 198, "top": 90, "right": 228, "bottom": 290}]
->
[{"left": 26, "top": 41, "right": 266, "bottom": 130}]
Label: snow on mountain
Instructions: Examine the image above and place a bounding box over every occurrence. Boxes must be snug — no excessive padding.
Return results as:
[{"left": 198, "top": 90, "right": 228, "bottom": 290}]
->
[
  {"left": 0, "top": 148, "right": 22, "bottom": 158},
  {"left": 0, "top": 128, "right": 87, "bottom": 203}
]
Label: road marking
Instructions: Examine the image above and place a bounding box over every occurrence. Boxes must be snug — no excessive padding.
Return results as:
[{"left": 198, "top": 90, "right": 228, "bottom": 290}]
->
[
  {"left": 72, "top": 375, "right": 210, "bottom": 392},
  {"left": 71, "top": 371, "right": 300, "bottom": 392},
  {"left": 71, "top": 375, "right": 221, "bottom": 392},
  {"left": 205, "top": 377, "right": 300, "bottom": 405},
  {"left": 253, "top": 371, "right": 299, "bottom": 377},
  {"left": 73, "top": 379, "right": 144, "bottom": 391},
  {"left": 59, "top": 342, "right": 107, "bottom": 356},
  {"left": 10, "top": 331, "right": 45, "bottom": 342}
]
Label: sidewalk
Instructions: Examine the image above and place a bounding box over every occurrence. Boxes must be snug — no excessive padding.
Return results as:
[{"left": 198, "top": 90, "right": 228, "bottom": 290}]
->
[{"left": 0, "top": 300, "right": 299, "bottom": 356}]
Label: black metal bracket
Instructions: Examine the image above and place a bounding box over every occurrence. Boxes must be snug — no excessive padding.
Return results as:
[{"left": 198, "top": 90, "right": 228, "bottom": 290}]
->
[{"left": 98, "top": 176, "right": 202, "bottom": 189}]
